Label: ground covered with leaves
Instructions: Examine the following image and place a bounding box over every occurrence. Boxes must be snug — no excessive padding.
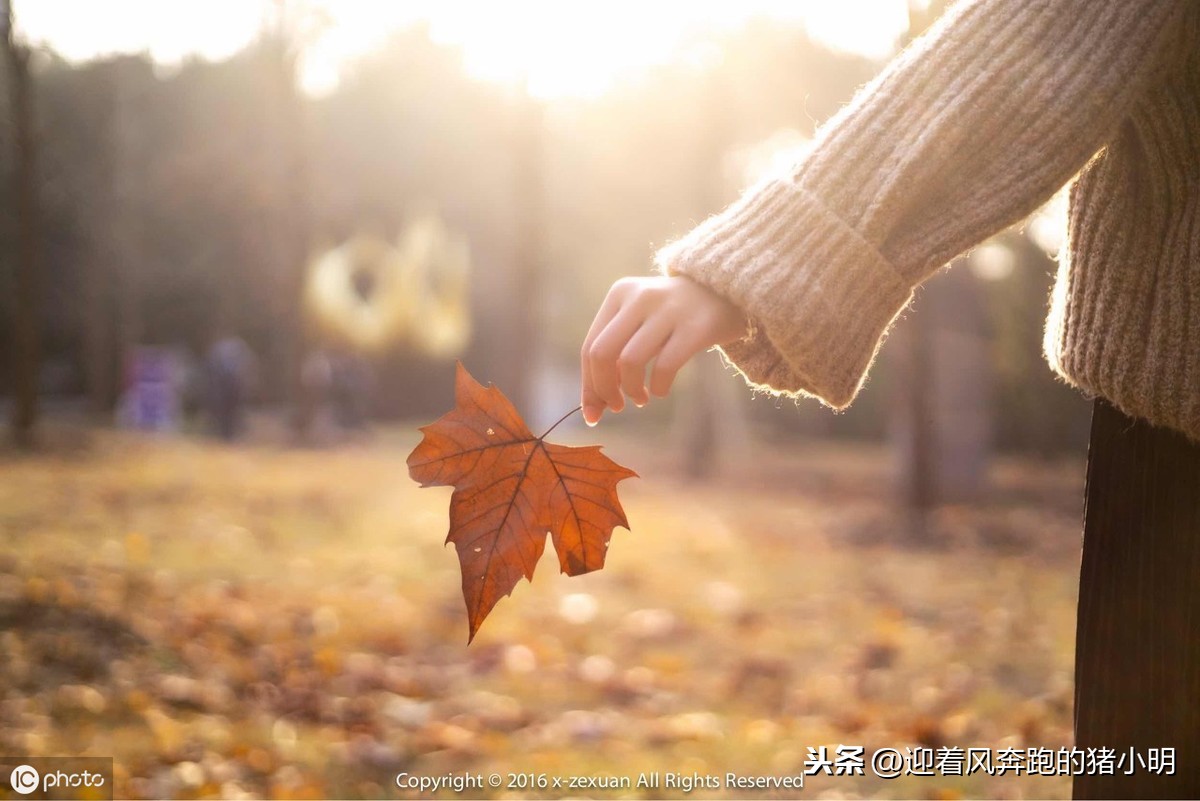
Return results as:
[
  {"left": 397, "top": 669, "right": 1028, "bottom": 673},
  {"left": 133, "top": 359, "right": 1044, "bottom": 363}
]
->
[{"left": 0, "top": 427, "right": 1084, "bottom": 799}]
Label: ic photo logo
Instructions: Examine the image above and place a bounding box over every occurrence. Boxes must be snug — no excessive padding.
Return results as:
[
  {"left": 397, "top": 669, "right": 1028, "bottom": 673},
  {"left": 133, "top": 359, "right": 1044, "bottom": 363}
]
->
[{"left": 9, "top": 764, "right": 39, "bottom": 795}]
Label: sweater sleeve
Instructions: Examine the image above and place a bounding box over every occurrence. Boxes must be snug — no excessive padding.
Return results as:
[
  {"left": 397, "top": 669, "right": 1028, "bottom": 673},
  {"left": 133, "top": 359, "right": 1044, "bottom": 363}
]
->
[{"left": 656, "top": 0, "right": 1188, "bottom": 408}]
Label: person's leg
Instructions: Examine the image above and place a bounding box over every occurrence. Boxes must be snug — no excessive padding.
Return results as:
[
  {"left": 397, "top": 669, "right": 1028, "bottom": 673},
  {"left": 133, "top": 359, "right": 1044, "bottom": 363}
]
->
[{"left": 1073, "top": 399, "right": 1200, "bottom": 799}]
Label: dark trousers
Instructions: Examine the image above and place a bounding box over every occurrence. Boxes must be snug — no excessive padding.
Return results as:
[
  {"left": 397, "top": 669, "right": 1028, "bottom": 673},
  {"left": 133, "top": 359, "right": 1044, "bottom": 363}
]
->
[{"left": 1074, "top": 399, "right": 1200, "bottom": 799}]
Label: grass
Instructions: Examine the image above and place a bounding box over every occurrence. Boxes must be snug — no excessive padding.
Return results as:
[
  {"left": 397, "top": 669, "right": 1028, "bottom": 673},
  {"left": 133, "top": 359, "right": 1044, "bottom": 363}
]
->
[{"left": 0, "top": 425, "right": 1084, "bottom": 799}]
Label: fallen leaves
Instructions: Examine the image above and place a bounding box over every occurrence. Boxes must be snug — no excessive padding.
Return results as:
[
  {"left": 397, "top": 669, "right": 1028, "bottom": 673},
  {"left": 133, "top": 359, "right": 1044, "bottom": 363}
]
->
[
  {"left": 408, "top": 363, "right": 637, "bottom": 642},
  {"left": 0, "top": 429, "right": 1085, "bottom": 799}
]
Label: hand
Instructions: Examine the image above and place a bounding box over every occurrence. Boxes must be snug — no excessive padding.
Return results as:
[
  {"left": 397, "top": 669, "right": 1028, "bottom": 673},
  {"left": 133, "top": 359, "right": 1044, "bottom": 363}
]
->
[{"left": 580, "top": 275, "right": 748, "bottom": 425}]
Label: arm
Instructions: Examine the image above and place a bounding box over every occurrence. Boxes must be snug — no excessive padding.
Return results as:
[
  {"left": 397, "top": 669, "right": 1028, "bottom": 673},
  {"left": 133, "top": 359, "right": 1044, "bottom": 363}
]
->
[{"left": 582, "top": 0, "right": 1189, "bottom": 422}]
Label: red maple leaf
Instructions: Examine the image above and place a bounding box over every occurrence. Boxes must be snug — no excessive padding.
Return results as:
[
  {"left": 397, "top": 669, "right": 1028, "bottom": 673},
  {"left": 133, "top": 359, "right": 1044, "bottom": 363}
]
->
[{"left": 407, "top": 363, "right": 637, "bottom": 641}]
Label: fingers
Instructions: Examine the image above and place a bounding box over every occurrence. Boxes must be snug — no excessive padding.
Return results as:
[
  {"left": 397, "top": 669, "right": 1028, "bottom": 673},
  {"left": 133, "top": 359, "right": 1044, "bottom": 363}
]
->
[
  {"left": 649, "top": 326, "right": 704, "bottom": 398},
  {"left": 587, "top": 306, "right": 644, "bottom": 415},
  {"left": 580, "top": 286, "right": 625, "bottom": 425},
  {"left": 582, "top": 275, "right": 729, "bottom": 423},
  {"left": 581, "top": 352, "right": 604, "bottom": 427},
  {"left": 618, "top": 318, "right": 673, "bottom": 406}
]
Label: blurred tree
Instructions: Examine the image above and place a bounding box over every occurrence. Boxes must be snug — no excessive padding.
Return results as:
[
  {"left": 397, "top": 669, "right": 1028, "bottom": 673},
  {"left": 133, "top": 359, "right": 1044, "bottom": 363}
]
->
[
  {"left": 3, "top": 14, "right": 1093, "bottom": 455},
  {"left": 507, "top": 87, "right": 544, "bottom": 417},
  {"left": 108, "top": 58, "right": 148, "bottom": 414},
  {"left": 892, "top": 0, "right": 951, "bottom": 541},
  {"left": 890, "top": 260, "right": 993, "bottom": 506},
  {"left": 72, "top": 61, "right": 122, "bottom": 413},
  {"left": 679, "top": 60, "right": 748, "bottom": 481},
  {"left": 986, "top": 230, "right": 1092, "bottom": 455},
  {"left": 2, "top": 0, "right": 41, "bottom": 447},
  {"left": 260, "top": 0, "right": 316, "bottom": 437}
]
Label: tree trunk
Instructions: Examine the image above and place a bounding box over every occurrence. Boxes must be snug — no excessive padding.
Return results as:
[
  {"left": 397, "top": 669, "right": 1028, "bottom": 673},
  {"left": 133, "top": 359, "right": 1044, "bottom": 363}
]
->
[
  {"left": 3, "top": 0, "right": 41, "bottom": 448},
  {"left": 508, "top": 88, "right": 544, "bottom": 418},
  {"left": 111, "top": 62, "right": 144, "bottom": 410},
  {"left": 893, "top": 0, "right": 950, "bottom": 539},
  {"left": 679, "top": 66, "right": 749, "bottom": 481},
  {"left": 900, "top": 293, "right": 936, "bottom": 537},
  {"left": 81, "top": 252, "right": 114, "bottom": 415},
  {"left": 262, "top": 2, "right": 313, "bottom": 437}
]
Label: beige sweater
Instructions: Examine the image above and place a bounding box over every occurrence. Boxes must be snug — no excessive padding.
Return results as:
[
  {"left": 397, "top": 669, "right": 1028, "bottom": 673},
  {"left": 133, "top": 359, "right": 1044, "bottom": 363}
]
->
[{"left": 658, "top": 0, "right": 1200, "bottom": 442}]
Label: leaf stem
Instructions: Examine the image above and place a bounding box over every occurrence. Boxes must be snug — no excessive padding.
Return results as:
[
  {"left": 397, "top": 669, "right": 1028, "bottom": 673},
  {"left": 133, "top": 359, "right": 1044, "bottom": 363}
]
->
[{"left": 538, "top": 405, "right": 583, "bottom": 440}]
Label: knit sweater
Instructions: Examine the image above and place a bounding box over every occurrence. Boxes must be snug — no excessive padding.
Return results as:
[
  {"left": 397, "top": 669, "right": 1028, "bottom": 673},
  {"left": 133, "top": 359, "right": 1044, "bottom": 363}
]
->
[{"left": 657, "top": 0, "right": 1200, "bottom": 442}]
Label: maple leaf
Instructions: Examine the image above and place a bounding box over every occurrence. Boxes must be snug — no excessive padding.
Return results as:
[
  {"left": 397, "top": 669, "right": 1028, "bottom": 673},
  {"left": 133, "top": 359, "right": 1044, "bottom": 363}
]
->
[{"left": 407, "top": 362, "right": 637, "bottom": 642}]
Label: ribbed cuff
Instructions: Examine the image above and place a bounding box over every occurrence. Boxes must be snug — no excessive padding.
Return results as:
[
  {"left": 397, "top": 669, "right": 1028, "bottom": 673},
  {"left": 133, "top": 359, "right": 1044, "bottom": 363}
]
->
[{"left": 655, "top": 176, "right": 913, "bottom": 409}]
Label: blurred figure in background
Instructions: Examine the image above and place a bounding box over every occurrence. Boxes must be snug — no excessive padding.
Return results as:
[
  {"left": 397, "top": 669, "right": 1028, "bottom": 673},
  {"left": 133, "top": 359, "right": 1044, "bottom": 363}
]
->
[
  {"left": 299, "top": 347, "right": 334, "bottom": 437},
  {"left": 582, "top": 1, "right": 1200, "bottom": 797},
  {"left": 116, "top": 346, "right": 185, "bottom": 433},
  {"left": 330, "top": 347, "right": 373, "bottom": 431},
  {"left": 205, "top": 332, "right": 256, "bottom": 441}
]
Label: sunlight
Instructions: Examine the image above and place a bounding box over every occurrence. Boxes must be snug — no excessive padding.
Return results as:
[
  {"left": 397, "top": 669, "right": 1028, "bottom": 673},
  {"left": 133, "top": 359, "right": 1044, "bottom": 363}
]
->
[
  {"left": 16, "top": 0, "right": 261, "bottom": 65},
  {"left": 429, "top": 1, "right": 908, "bottom": 98},
  {"left": 18, "top": 0, "right": 910, "bottom": 98}
]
